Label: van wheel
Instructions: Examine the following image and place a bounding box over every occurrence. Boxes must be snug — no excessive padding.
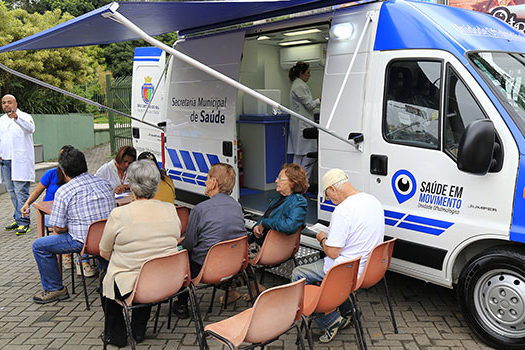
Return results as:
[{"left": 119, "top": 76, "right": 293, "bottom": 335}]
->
[{"left": 457, "top": 246, "right": 525, "bottom": 349}]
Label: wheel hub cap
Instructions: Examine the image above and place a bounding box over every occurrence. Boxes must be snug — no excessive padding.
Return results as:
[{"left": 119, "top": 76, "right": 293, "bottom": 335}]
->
[{"left": 475, "top": 269, "right": 525, "bottom": 337}]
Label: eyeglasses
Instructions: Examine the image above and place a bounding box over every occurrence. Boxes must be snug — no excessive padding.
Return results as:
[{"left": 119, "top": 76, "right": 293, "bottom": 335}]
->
[{"left": 276, "top": 177, "right": 289, "bottom": 182}]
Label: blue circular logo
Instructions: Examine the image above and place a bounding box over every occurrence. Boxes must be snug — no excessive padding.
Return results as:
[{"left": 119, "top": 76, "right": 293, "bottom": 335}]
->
[{"left": 392, "top": 170, "right": 416, "bottom": 204}]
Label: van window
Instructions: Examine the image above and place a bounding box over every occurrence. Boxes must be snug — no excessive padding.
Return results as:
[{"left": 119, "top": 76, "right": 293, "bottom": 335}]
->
[
  {"left": 444, "top": 66, "right": 486, "bottom": 158},
  {"left": 383, "top": 60, "right": 441, "bottom": 149}
]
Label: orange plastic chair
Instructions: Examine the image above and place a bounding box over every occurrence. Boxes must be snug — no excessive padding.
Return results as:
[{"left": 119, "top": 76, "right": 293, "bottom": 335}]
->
[
  {"left": 176, "top": 206, "right": 189, "bottom": 236},
  {"left": 353, "top": 238, "right": 398, "bottom": 334},
  {"left": 191, "top": 235, "right": 250, "bottom": 313},
  {"left": 69, "top": 219, "right": 107, "bottom": 310},
  {"left": 301, "top": 257, "right": 361, "bottom": 350},
  {"left": 205, "top": 278, "right": 307, "bottom": 350},
  {"left": 111, "top": 250, "right": 205, "bottom": 350},
  {"left": 248, "top": 228, "right": 302, "bottom": 297}
]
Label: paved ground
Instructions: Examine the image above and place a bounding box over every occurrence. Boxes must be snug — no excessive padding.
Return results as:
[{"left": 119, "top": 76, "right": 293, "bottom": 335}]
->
[{"left": 0, "top": 143, "right": 494, "bottom": 349}]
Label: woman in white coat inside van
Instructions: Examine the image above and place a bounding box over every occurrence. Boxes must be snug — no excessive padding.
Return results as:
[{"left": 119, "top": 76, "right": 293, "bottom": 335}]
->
[{"left": 288, "top": 61, "right": 320, "bottom": 181}]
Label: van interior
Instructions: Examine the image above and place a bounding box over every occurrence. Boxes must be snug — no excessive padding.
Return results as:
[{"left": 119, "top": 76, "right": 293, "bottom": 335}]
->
[{"left": 236, "top": 24, "right": 329, "bottom": 223}]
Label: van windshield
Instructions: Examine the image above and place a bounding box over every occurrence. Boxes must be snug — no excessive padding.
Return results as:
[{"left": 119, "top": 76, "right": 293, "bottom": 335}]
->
[{"left": 469, "top": 51, "right": 525, "bottom": 133}]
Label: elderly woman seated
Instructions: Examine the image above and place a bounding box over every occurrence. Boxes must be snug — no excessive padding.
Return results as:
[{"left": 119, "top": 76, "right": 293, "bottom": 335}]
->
[
  {"left": 251, "top": 163, "right": 308, "bottom": 244},
  {"left": 99, "top": 159, "right": 181, "bottom": 347}
]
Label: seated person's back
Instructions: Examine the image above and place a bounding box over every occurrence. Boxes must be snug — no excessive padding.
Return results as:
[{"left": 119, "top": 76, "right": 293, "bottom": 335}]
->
[{"left": 182, "top": 163, "right": 246, "bottom": 269}]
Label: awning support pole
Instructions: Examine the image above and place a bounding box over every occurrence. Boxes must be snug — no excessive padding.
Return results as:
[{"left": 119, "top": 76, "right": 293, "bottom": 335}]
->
[
  {"left": 325, "top": 12, "right": 374, "bottom": 130},
  {"left": 107, "top": 9, "right": 353, "bottom": 146}
]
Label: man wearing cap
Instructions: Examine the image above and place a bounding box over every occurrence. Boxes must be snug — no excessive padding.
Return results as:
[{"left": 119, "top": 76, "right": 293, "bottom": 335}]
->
[{"left": 291, "top": 168, "right": 384, "bottom": 343}]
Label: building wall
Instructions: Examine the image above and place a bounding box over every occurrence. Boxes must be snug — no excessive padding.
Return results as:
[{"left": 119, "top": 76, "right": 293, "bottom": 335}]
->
[{"left": 33, "top": 113, "right": 95, "bottom": 161}]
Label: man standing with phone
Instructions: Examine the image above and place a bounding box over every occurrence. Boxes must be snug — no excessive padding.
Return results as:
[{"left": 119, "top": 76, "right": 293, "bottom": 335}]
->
[{"left": 0, "top": 94, "right": 35, "bottom": 235}]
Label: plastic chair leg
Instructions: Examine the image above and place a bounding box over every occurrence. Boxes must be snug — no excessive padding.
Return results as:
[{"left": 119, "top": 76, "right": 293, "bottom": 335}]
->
[
  {"left": 208, "top": 286, "right": 217, "bottom": 314},
  {"left": 122, "top": 304, "right": 136, "bottom": 350},
  {"left": 70, "top": 253, "right": 75, "bottom": 294},
  {"left": 350, "top": 294, "right": 367, "bottom": 350},
  {"left": 188, "top": 284, "right": 208, "bottom": 350},
  {"left": 301, "top": 315, "right": 314, "bottom": 350},
  {"left": 295, "top": 323, "right": 306, "bottom": 350},
  {"left": 241, "top": 270, "right": 254, "bottom": 304},
  {"left": 167, "top": 298, "right": 173, "bottom": 329},
  {"left": 153, "top": 303, "right": 161, "bottom": 333},
  {"left": 78, "top": 256, "right": 90, "bottom": 310},
  {"left": 383, "top": 276, "right": 398, "bottom": 334},
  {"left": 222, "top": 281, "right": 230, "bottom": 312}
]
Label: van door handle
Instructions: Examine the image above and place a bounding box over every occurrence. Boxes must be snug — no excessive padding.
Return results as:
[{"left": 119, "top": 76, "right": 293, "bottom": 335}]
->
[{"left": 370, "top": 154, "right": 388, "bottom": 176}]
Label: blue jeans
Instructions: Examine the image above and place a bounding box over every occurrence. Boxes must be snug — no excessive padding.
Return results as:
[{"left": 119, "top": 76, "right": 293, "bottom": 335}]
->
[
  {"left": 292, "top": 259, "right": 351, "bottom": 330},
  {"left": 32, "top": 234, "right": 84, "bottom": 291},
  {"left": 1, "top": 160, "right": 30, "bottom": 226}
]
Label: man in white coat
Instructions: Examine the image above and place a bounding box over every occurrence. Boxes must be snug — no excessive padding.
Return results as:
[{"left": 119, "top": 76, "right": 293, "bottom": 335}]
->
[{"left": 0, "top": 95, "right": 35, "bottom": 235}]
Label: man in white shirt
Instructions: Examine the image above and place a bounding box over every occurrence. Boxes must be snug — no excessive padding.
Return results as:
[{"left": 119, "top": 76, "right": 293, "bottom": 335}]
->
[
  {"left": 0, "top": 95, "right": 35, "bottom": 235},
  {"left": 291, "top": 168, "right": 384, "bottom": 343}
]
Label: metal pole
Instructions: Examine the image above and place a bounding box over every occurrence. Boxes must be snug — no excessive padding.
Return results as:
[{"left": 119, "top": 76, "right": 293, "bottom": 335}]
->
[
  {"left": 105, "top": 9, "right": 353, "bottom": 146},
  {"left": 326, "top": 13, "right": 374, "bottom": 130},
  {"left": 106, "top": 74, "right": 116, "bottom": 155}
]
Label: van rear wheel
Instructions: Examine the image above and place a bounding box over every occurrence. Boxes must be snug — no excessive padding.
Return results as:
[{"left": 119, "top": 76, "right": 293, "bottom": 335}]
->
[{"left": 458, "top": 246, "right": 525, "bottom": 349}]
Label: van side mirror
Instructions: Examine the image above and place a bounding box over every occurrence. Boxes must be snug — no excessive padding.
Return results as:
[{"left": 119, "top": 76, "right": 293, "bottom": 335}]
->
[{"left": 457, "top": 119, "right": 497, "bottom": 175}]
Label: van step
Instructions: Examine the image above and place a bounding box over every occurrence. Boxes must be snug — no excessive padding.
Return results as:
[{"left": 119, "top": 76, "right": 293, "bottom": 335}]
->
[{"left": 265, "top": 245, "right": 321, "bottom": 279}]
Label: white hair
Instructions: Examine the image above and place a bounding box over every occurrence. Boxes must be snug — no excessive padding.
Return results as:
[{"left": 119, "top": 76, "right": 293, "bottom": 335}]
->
[{"left": 127, "top": 159, "right": 160, "bottom": 199}]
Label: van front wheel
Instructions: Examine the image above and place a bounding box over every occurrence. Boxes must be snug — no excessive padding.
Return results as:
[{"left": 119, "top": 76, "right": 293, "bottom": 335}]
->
[{"left": 458, "top": 247, "right": 525, "bottom": 349}]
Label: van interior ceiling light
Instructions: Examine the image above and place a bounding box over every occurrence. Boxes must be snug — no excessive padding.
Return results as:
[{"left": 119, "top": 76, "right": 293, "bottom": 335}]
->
[
  {"left": 330, "top": 23, "right": 353, "bottom": 40},
  {"left": 279, "top": 39, "right": 312, "bottom": 46},
  {"left": 257, "top": 35, "right": 270, "bottom": 40},
  {"left": 284, "top": 28, "right": 321, "bottom": 36}
]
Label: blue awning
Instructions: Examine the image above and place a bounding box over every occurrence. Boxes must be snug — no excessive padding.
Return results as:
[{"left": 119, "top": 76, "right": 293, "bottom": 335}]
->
[{"left": 0, "top": 0, "right": 355, "bottom": 53}]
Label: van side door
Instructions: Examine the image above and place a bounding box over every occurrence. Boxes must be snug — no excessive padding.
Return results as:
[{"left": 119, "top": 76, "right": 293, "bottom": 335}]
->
[{"left": 165, "top": 32, "right": 245, "bottom": 202}]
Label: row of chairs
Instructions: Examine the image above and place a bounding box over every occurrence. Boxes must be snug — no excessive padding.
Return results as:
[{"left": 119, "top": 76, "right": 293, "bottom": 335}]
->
[{"left": 116, "top": 235, "right": 397, "bottom": 349}]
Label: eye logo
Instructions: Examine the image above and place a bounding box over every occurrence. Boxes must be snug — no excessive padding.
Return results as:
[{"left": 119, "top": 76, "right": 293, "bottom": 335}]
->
[{"left": 392, "top": 170, "right": 416, "bottom": 204}]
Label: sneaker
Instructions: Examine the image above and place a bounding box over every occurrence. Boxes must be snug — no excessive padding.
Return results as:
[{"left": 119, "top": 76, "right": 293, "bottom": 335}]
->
[
  {"left": 4, "top": 222, "right": 18, "bottom": 231},
  {"left": 319, "top": 316, "right": 345, "bottom": 343},
  {"left": 33, "top": 287, "right": 69, "bottom": 304},
  {"left": 15, "top": 225, "right": 30, "bottom": 235},
  {"left": 339, "top": 316, "right": 352, "bottom": 330},
  {"left": 76, "top": 260, "right": 96, "bottom": 277}
]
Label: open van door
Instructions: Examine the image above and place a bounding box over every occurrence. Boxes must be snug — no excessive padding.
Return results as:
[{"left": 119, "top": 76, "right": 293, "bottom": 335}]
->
[
  {"left": 131, "top": 47, "right": 167, "bottom": 160},
  {"left": 164, "top": 32, "right": 245, "bottom": 203}
]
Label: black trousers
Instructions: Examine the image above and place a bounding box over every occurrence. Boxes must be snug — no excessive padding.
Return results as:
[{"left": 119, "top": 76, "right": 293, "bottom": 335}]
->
[{"left": 102, "top": 282, "right": 152, "bottom": 347}]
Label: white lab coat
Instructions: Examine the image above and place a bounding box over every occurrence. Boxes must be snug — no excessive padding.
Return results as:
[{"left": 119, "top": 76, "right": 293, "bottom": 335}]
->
[
  {"left": 0, "top": 109, "right": 35, "bottom": 182},
  {"left": 95, "top": 159, "right": 128, "bottom": 189},
  {"left": 288, "top": 78, "right": 320, "bottom": 156}
]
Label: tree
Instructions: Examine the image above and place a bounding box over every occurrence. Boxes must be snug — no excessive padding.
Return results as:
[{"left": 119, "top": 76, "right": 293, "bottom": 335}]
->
[{"left": 0, "top": 4, "right": 103, "bottom": 113}]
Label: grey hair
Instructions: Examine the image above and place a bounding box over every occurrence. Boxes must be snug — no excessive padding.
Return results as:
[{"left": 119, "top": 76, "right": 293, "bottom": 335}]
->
[
  {"left": 127, "top": 159, "right": 160, "bottom": 199},
  {"left": 332, "top": 178, "right": 350, "bottom": 190}
]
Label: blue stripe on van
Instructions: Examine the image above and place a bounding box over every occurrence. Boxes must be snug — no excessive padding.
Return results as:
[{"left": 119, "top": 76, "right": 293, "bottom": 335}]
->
[
  {"left": 181, "top": 172, "right": 197, "bottom": 179},
  {"left": 134, "top": 47, "right": 163, "bottom": 57},
  {"left": 207, "top": 154, "right": 220, "bottom": 165},
  {"left": 397, "top": 222, "right": 445, "bottom": 236},
  {"left": 179, "top": 150, "right": 196, "bottom": 171},
  {"left": 511, "top": 155, "right": 525, "bottom": 243},
  {"left": 193, "top": 152, "right": 209, "bottom": 173},
  {"left": 134, "top": 58, "right": 159, "bottom": 62},
  {"left": 320, "top": 204, "right": 335, "bottom": 213},
  {"left": 385, "top": 218, "right": 398, "bottom": 226},
  {"left": 197, "top": 175, "right": 207, "bottom": 181},
  {"left": 384, "top": 210, "right": 405, "bottom": 219},
  {"left": 404, "top": 215, "right": 453, "bottom": 229},
  {"left": 166, "top": 148, "right": 182, "bottom": 169}
]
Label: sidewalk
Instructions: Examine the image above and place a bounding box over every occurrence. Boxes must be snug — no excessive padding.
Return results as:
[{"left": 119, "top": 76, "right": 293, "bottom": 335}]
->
[{"left": 0, "top": 143, "right": 493, "bottom": 349}]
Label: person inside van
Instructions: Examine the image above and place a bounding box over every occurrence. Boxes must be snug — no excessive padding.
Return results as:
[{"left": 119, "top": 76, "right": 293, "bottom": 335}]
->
[
  {"left": 137, "top": 151, "right": 176, "bottom": 204},
  {"left": 288, "top": 61, "right": 320, "bottom": 181},
  {"left": 95, "top": 145, "right": 137, "bottom": 194}
]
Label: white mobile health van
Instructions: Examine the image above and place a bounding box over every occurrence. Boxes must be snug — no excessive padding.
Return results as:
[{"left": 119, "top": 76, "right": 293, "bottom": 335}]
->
[{"left": 1, "top": 0, "right": 525, "bottom": 348}]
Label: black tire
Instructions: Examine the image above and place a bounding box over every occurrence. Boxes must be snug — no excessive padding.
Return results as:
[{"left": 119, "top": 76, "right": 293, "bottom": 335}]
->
[{"left": 457, "top": 246, "right": 525, "bottom": 349}]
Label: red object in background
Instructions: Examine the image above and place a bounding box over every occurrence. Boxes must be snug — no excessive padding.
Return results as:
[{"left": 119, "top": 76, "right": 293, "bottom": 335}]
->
[{"left": 238, "top": 144, "right": 244, "bottom": 187}]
